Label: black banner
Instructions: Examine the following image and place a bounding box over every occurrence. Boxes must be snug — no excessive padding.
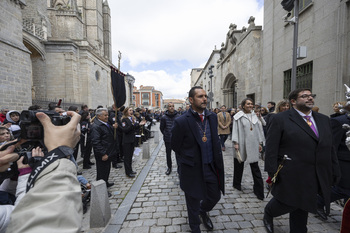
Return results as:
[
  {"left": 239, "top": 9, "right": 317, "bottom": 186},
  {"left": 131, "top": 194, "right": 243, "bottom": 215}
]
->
[{"left": 111, "top": 67, "right": 126, "bottom": 108}]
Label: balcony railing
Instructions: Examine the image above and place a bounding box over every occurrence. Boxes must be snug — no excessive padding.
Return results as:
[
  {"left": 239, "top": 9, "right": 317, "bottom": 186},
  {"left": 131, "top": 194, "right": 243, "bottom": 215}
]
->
[{"left": 23, "top": 18, "right": 45, "bottom": 40}]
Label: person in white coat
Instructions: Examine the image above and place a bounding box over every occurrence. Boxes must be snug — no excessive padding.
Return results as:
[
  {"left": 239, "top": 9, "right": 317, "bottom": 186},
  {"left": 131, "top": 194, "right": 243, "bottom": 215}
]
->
[{"left": 231, "top": 98, "right": 265, "bottom": 200}]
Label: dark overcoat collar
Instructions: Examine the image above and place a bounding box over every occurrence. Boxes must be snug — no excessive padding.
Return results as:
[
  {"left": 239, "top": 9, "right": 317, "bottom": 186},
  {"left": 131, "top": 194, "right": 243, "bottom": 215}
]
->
[
  {"left": 185, "top": 108, "right": 214, "bottom": 146},
  {"left": 94, "top": 118, "right": 113, "bottom": 133},
  {"left": 289, "top": 107, "right": 319, "bottom": 141}
]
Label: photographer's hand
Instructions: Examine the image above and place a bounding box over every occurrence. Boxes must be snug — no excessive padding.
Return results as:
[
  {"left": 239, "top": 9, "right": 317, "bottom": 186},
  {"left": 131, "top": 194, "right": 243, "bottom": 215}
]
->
[
  {"left": 36, "top": 111, "right": 81, "bottom": 151},
  {"left": 32, "top": 146, "right": 44, "bottom": 157},
  {"left": 0, "top": 145, "right": 19, "bottom": 172}
]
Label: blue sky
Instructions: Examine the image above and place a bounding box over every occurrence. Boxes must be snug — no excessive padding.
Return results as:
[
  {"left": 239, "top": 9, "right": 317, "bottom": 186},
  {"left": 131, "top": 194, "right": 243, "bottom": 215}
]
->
[{"left": 109, "top": 0, "right": 264, "bottom": 99}]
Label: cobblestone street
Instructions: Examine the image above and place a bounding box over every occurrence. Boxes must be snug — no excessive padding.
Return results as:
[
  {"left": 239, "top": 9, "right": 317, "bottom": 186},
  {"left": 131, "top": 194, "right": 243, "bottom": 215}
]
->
[{"left": 80, "top": 124, "right": 343, "bottom": 233}]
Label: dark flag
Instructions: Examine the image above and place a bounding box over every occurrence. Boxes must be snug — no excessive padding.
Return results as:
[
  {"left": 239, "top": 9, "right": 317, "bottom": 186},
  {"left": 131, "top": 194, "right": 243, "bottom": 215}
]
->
[{"left": 111, "top": 66, "right": 126, "bottom": 108}]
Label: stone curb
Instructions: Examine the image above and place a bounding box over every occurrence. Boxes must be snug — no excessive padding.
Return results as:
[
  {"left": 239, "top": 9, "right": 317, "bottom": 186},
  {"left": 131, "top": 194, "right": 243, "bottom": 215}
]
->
[{"left": 103, "top": 140, "right": 164, "bottom": 233}]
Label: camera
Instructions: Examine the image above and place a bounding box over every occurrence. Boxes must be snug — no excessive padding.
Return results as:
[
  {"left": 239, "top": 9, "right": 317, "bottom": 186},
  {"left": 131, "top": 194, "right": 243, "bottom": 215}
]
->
[
  {"left": 282, "top": 12, "right": 291, "bottom": 21},
  {"left": 20, "top": 110, "right": 70, "bottom": 140},
  {"left": 0, "top": 110, "right": 71, "bottom": 181}
]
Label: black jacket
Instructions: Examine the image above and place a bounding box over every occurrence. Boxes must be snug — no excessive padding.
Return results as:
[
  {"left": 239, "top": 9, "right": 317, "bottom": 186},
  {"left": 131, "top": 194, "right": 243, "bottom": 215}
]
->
[
  {"left": 121, "top": 117, "right": 140, "bottom": 144},
  {"left": 90, "top": 119, "right": 115, "bottom": 160},
  {"left": 171, "top": 109, "right": 225, "bottom": 199},
  {"left": 80, "top": 120, "right": 91, "bottom": 143},
  {"left": 109, "top": 111, "right": 123, "bottom": 135},
  {"left": 265, "top": 108, "right": 340, "bottom": 214},
  {"left": 160, "top": 110, "right": 179, "bottom": 142},
  {"left": 331, "top": 114, "right": 350, "bottom": 189}
]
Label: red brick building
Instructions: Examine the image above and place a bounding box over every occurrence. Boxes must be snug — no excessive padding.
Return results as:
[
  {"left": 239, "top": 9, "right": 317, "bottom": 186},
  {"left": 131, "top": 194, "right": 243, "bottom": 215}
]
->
[{"left": 132, "top": 85, "right": 163, "bottom": 109}]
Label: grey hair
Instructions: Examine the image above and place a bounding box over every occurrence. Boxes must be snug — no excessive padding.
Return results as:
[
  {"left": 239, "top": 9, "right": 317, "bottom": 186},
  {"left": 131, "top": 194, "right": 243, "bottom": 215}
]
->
[
  {"left": 1, "top": 107, "right": 9, "bottom": 111},
  {"left": 95, "top": 108, "right": 108, "bottom": 116}
]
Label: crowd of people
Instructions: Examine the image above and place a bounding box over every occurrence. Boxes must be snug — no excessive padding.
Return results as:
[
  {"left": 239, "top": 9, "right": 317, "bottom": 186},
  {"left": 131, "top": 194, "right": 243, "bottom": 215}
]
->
[
  {"left": 0, "top": 86, "right": 349, "bottom": 232},
  {"left": 163, "top": 87, "right": 349, "bottom": 233},
  {"left": 0, "top": 102, "right": 161, "bottom": 231}
]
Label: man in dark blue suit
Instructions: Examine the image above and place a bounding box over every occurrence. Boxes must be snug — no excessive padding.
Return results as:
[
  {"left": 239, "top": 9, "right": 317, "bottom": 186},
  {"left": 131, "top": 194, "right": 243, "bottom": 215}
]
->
[
  {"left": 171, "top": 86, "right": 225, "bottom": 233},
  {"left": 264, "top": 88, "right": 340, "bottom": 233}
]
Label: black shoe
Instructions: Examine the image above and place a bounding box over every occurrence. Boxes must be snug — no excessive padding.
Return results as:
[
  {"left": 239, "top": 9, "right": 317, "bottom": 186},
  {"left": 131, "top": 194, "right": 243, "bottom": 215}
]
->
[
  {"left": 106, "top": 182, "right": 114, "bottom": 188},
  {"left": 233, "top": 185, "right": 242, "bottom": 191},
  {"left": 117, "top": 159, "right": 124, "bottom": 163},
  {"left": 254, "top": 191, "right": 264, "bottom": 201},
  {"left": 108, "top": 192, "right": 112, "bottom": 198},
  {"left": 127, "top": 173, "right": 135, "bottom": 178},
  {"left": 200, "top": 211, "right": 213, "bottom": 230},
  {"left": 131, "top": 171, "right": 137, "bottom": 174},
  {"left": 263, "top": 210, "right": 274, "bottom": 233},
  {"left": 83, "top": 165, "right": 91, "bottom": 169},
  {"left": 165, "top": 168, "right": 172, "bottom": 175},
  {"left": 113, "top": 164, "right": 122, "bottom": 169},
  {"left": 316, "top": 208, "right": 328, "bottom": 221},
  {"left": 88, "top": 162, "right": 95, "bottom": 165},
  {"left": 77, "top": 171, "right": 82, "bottom": 175}
]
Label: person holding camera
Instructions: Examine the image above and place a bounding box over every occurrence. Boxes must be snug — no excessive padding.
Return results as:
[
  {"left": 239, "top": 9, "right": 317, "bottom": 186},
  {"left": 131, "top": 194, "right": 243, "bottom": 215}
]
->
[
  {"left": 3, "top": 110, "right": 82, "bottom": 233},
  {"left": 0, "top": 146, "right": 43, "bottom": 232}
]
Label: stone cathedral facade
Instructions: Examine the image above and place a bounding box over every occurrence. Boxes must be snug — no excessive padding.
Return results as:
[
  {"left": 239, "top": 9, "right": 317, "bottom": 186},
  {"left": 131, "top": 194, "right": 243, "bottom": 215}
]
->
[{"left": 0, "top": 0, "right": 131, "bottom": 110}]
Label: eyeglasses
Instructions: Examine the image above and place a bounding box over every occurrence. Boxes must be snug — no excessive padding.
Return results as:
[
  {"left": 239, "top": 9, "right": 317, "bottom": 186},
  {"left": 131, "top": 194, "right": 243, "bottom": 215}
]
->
[{"left": 298, "top": 94, "right": 316, "bottom": 99}]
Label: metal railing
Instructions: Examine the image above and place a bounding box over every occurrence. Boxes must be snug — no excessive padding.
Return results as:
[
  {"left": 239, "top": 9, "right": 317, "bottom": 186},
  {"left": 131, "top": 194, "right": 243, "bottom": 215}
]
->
[{"left": 32, "top": 98, "right": 84, "bottom": 111}]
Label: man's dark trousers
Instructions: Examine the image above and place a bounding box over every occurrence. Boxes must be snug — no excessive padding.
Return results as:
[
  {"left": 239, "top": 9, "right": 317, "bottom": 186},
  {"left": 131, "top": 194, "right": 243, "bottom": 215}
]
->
[
  {"left": 219, "top": 134, "right": 228, "bottom": 148},
  {"left": 95, "top": 159, "right": 111, "bottom": 185},
  {"left": 184, "top": 163, "right": 221, "bottom": 233},
  {"left": 165, "top": 142, "right": 172, "bottom": 169},
  {"left": 265, "top": 197, "right": 308, "bottom": 233}
]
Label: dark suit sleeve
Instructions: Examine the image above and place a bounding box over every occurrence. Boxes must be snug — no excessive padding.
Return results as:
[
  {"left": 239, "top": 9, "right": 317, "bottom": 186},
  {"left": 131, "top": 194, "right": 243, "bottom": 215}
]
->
[
  {"left": 331, "top": 118, "right": 345, "bottom": 153},
  {"left": 160, "top": 116, "right": 166, "bottom": 135},
  {"left": 330, "top": 118, "right": 341, "bottom": 184},
  {"left": 264, "top": 114, "right": 281, "bottom": 176},
  {"left": 90, "top": 125, "right": 106, "bottom": 158},
  {"left": 171, "top": 119, "right": 184, "bottom": 154}
]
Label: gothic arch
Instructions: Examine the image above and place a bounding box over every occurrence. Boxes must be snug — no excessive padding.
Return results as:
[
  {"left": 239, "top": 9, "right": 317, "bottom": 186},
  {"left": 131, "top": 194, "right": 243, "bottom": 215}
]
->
[
  {"left": 23, "top": 32, "right": 48, "bottom": 100},
  {"left": 222, "top": 73, "right": 237, "bottom": 108},
  {"left": 23, "top": 33, "right": 46, "bottom": 61}
]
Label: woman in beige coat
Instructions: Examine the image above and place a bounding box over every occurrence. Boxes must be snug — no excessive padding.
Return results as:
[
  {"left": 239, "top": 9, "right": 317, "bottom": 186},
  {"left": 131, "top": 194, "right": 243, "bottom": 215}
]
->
[
  {"left": 217, "top": 105, "right": 231, "bottom": 151},
  {"left": 231, "top": 98, "right": 265, "bottom": 200}
]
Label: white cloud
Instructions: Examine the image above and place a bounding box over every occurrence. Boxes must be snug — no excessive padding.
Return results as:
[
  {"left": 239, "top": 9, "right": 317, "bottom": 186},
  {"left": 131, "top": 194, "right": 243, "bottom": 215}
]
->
[
  {"left": 129, "top": 69, "right": 191, "bottom": 99},
  {"left": 108, "top": 0, "right": 263, "bottom": 99}
]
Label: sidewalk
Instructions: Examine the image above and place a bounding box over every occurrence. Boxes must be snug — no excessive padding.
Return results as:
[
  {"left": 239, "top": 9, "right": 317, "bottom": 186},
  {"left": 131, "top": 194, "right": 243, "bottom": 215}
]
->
[{"left": 81, "top": 124, "right": 343, "bottom": 232}]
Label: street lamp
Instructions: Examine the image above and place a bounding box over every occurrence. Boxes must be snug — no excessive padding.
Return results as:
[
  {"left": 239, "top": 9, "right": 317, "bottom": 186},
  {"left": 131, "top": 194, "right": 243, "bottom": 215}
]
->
[
  {"left": 281, "top": 0, "right": 299, "bottom": 91},
  {"left": 208, "top": 65, "right": 214, "bottom": 109}
]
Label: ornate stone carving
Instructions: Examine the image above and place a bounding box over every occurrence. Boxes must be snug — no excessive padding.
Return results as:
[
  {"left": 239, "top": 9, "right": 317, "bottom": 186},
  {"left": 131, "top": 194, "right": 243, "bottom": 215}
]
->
[
  {"left": 219, "top": 42, "right": 226, "bottom": 60},
  {"left": 248, "top": 16, "right": 255, "bottom": 27},
  {"left": 227, "top": 23, "right": 237, "bottom": 45}
]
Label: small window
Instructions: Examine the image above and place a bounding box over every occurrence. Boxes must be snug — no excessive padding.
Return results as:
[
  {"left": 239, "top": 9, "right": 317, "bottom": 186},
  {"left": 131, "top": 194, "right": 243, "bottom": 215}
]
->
[
  {"left": 283, "top": 61, "right": 313, "bottom": 98},
  {"left": 95, "top": 71, "right": 100, "bottom": 81}
]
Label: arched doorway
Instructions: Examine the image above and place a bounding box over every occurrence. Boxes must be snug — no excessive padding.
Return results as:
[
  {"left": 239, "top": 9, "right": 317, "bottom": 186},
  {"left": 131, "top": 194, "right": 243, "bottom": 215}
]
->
[
  {"left": 23, "top": 35, "right": 46, "bottom": 101},
  {"left": 222, "top": 73, "right": 237, "bottom": 108}
]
